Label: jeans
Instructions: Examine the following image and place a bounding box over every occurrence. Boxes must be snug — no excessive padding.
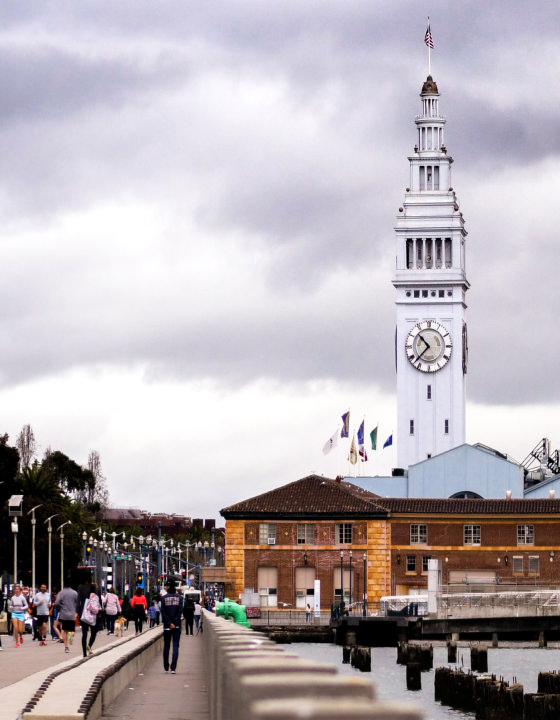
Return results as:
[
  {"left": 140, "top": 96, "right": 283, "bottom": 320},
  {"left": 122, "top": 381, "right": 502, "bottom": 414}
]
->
[
  {"left": 163, "top": 627, "right": 181, "bottom": 671},
  {"left": 106, "top": 614, "right": 117, "bottom": 633}
]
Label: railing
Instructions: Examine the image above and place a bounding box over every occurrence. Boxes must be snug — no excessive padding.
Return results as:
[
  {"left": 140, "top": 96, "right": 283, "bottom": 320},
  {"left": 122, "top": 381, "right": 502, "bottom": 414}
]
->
[
  {"left": 437, "top": 589, "right": 560, "bottom": 619},
  {"left": 248, "top": 602, "right": 383, "bottom": 625}
]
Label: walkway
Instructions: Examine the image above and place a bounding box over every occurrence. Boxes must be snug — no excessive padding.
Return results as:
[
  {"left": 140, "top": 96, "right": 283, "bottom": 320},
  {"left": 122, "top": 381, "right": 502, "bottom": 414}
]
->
[{"left": 101, "top": 630, "right": 209, "bottom": 720}]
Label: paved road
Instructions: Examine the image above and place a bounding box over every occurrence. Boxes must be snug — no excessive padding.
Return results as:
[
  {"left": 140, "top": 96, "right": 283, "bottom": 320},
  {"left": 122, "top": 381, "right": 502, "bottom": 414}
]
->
[{"left": 101, "top": 630, "right": 209, "bottom": 720}]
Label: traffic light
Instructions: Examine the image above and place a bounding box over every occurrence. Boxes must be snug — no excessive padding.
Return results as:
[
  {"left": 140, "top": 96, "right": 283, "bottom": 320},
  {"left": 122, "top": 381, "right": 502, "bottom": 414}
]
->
[
  {"left": 86, "top": 544, "right": 92, "bottom": 559},
  {"left": 136, "top": 572, "right": 143, "bottom": 587},
  {"left": 181, "top": 569, "right": 186, "bottom": 579}
]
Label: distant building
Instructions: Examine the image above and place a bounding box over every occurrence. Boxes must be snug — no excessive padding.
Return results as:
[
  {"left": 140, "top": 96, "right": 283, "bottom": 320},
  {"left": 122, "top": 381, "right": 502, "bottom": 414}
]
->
[
  {"left": 99, "top": 508, "right": 224, "bottom": 538},
  {"left": 221, "top": 474, "right": 560, "bottom": 609}
]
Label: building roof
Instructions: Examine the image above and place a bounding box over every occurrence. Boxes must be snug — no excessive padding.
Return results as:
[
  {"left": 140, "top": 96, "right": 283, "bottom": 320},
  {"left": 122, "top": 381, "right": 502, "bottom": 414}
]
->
[
  {"left": 375, "top": 497, "right": 560, "bottom": 515},
  {"left": 220, "top": 474, "right": 387, "bottom": 519}
]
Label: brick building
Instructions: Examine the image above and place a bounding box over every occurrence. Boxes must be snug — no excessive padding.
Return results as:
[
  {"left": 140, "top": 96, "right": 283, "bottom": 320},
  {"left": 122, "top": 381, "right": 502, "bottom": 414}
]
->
[
  {"left": 221, "top": 474, "right": 390, "bottom": 610},
  {"left": 221, "top": 475, "right": 560, "bottom": 611}
]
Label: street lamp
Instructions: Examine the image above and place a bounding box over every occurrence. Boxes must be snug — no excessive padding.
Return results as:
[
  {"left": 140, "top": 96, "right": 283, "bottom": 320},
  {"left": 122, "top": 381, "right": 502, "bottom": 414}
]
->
[
  {"left": 11, "top": 517, "right": 19, "bottom": 586},
  {"left": 44, "top": 514, "right": 59, "bottom": 592},
  {"left": 82, "top": 531, "right": 88, "bottom": 565},
  {"left": 57, "top": 521, "right": 72, "bottom": 588},
  {"left": 340, "top": 550, "right": 344, "bottom": 615},
  {"left": 27, "top": 504, "right": 43, "bottom": 592},
  {"left": 349, "top": 551, "right": 353, "bottom": 611},
  {"left": 362, "top": 553, "right": 367, "bottom": 617}
]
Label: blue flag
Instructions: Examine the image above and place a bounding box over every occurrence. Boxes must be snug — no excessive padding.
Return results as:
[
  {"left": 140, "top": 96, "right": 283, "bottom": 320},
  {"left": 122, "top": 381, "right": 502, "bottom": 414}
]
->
[
  {"left": 340, "top": 412, "right": 350, "bottom": 438},
  {"left": 383, "top": 434, "right": 393, "bottom": 449},
  {"left": 357, "top": 420, "right": 365, "bottom": 447}
]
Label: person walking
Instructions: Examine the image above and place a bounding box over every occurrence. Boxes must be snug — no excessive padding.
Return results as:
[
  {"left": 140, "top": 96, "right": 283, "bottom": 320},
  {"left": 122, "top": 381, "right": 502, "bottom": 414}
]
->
[
  {"left": 161, "top": 579, "right": 183, "bottom": 673},
  {"left": 80, "top": 583, "right": 101, "bottom": 657},
  {"left": 183, "top": 595, "right": 194, "bottom": 636},
  {"left": 9, "top": 585, "right": 28, "bottom": 647},
  {"left": 54, "top": 580, "right": 79, "bottom": 653},
  {"left": 193, "top": 600, "right": 202, "bottom": 632},
  {"left": 103, "top": 587, "right": 120, "bottom": 635},
  {"left": 130, "top": 587, "right": 148, "bottom": 636},
  {"left": 32, "top": 584, "right": 51, "bottom": 645}
]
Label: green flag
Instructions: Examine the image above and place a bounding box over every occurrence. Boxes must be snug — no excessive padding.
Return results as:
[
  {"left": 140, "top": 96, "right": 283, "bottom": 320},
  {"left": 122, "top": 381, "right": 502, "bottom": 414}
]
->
[{"left": 370, "top": 426, "right": 378, "bottom": 451}]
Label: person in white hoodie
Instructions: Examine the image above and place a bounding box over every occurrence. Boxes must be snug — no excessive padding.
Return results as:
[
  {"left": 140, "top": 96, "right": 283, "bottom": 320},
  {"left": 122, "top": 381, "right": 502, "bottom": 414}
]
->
[{"left": 103, "top": 587, "right": 120, "bottom": 635}]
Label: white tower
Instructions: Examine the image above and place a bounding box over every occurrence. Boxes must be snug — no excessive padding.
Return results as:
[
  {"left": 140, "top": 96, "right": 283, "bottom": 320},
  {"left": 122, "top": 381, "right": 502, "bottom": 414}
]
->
[{"left": 394, "top": 75, "right": 469, "bottom": 469}]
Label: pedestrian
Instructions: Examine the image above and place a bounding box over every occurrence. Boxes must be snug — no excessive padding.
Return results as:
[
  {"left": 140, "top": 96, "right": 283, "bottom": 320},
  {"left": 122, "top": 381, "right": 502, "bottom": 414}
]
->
[
  {"left": 153, "top": 596, "right": 161, "bottom": 625},
  {"left": 121, "top": 594, "right": 132, "bottom": 630},
  {"left": 9, "top": 585, "right": 28, "bottom": 647},
  {"left": 103, "top": 587, "right": 120, "bottom": 635},
  {"left": 183, "top": 595, "right": 194, "bottom": 635},
  {"left": 54, "top": 580, "right": 79, "bottom": 653},
  {"left": 306, "top": 603, "right": 312, "bottom": 623},
  {"left": 161, "top": 579, "right": 183, "bottom": 673},
  {"left": 130, "top": 587, "right": 148, "bottom": 635},
  {"left": 193, "top": 600, "right": 202, "bottom": 632},
  {"left": 32, "top": 584, "right": 51, "bottom": 645},
  {"left": 148, "top": 601, "right": 158, "bottom": 628},
  {"left": 80, "top": 583, "right": 101, "bottom": 657}
]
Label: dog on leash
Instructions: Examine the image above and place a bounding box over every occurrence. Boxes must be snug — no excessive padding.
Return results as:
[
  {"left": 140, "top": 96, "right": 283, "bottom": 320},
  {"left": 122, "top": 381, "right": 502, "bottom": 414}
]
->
[{"left": 114, "top": 617, "right": 126, "bottom": 637}]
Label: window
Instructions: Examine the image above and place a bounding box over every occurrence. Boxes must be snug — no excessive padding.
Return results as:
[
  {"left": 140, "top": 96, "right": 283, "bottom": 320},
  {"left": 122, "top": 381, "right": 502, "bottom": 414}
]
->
[
  {"left": 336, "top": 523, "right": 352, "bottom": 544},
  {"left": 422, "top": 555, "right": 431, "bottom": 572},
  {"left": 333, "top": 568, "right": 353, "bottom": 605},
  {"left": 414, "top": 290, "right": 420, "bottom": 298},
  {"left": 512, "top": 556, "right": 523, "bottom": 575},
  {"left": 295, "top": 567, "right": 316, "bottom": 608},
  {"left": 444, "top": 419, "right": 449, "bottom": 434},
  {"left": 427, "top": 385, "right": 432, "bottom": 400},
  {"left": 529, "top": 556, "right": 540, "bottom": 575},
  {"left": 464, "top": 525, "right": 481, "bottom": 546},
  {"left": 297, "top": 524, "right": 315, "bottom": 545},
  {"left": 517, "top": 525, "right": 534, "bottom": 545},
  {"left": 410, "top": 524, "right": 427, "bottom": 544},
  {"left": 406, "top": 555, "right": 417, "bottom": 572},
  {"left": 258, "top": 567, "right": 278, "bottom": 607},
  {"left": 409, "top": 419, "right": 415, "bottom": 435},
  {"left": 259, "top": 523, "right": 277, "bottom": 545}
]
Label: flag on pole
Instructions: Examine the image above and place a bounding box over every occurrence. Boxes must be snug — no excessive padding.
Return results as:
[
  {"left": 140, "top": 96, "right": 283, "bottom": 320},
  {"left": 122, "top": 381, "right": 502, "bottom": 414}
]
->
[
  {"left": 424, "top": 21, "right": 434, "bottom": 49},
  {"left": 359, "top": 446, "right": 368, "bottom": 462},
  {"left": 341, "top": 412, "right": 350, "bottom": 438},
  {"left": 322, "top": 430, "right": 338, "bottom": 455},
  {"left": 383, "top": 433, "right": 393, "bottom": 449},
  {"left": 370, "top": 426, "right": 378, "bottom": 451},
  {"left": 357, "top": 420, "right": 365, "bottom": 447},
  {"left": 349, "top": 434, "right": 358, "bottom": 464}
]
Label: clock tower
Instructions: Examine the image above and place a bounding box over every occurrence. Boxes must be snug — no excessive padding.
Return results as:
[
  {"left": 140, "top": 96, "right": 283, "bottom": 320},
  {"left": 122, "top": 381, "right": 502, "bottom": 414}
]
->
[{"left": 394, "top": 75, "right": 469, "bottom": 469}]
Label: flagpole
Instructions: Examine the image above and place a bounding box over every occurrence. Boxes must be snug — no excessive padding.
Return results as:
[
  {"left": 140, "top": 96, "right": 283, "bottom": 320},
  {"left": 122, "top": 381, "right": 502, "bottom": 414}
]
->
[{"left": 427, "top": 16, "right": 431, "bottom": 75}]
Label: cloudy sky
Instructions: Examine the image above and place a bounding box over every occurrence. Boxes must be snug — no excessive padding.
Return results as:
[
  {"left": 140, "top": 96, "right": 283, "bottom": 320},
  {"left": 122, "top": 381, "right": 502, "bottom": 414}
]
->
[{"left": 1, "top": 1, "right": 559, "bottom": 521}]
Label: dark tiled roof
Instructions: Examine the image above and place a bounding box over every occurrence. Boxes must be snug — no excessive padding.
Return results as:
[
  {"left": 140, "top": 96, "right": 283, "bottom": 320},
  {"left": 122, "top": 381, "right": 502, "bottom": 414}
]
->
[
  {"left": 220, "top": 475, "right": 387, "bottom": 518},
  {"left": 375, "top": 498, "right": 560, "bottom": 515}
]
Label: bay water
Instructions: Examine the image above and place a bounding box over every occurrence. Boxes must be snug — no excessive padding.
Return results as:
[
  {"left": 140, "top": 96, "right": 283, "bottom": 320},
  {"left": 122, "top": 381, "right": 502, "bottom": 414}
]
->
[{"left": 290, "top": 642, "right": 560, "bottom": 718}]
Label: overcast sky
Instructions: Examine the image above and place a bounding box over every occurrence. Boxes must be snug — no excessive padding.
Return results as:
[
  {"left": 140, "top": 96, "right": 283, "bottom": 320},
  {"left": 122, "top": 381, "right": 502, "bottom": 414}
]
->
[{"left": 1, "top": 1, "right": 559, "bottom": 522}]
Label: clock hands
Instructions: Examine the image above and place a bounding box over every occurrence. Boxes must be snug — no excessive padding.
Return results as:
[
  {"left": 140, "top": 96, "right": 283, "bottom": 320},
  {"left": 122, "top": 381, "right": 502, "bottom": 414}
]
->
[{"left": 417, "top": 335, "right": 431, "bottom": 359}]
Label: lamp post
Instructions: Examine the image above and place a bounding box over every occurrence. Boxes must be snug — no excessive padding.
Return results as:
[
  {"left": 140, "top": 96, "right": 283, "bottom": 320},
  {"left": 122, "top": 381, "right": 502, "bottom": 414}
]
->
[
  {"left": 111, "top": 531, "right": 117, "bottom": 591},
  {"left": 340, "top": 550, "right": 344, "bottom": 615},
  {"left": 82, "top": 531, "right": 88, "bottom": 565},
  {"left": 349, "top": 550, "right": 353, "bottom": 612},
  {"left": 44, "top": 514, "right": 59, "bottom": 592},
  {"left": 27, "top": 504, "right": 43, "bottom": 593},
  {"left": 362, "top": 553, "right": 367, "bottom": 617},
  {"left": 11, "top": 516, "right": 19, "bottom": 586},
  {"left": 92, "top": 538, "right": 98, "bottom": 585},
  {"left": 57, "top": 521, "right": 72, "bottom": 588}
]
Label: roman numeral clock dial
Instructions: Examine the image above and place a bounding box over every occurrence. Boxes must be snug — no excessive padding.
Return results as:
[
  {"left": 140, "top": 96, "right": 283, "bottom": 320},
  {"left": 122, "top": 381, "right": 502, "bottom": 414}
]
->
[{"left": 406, "top": 320, "right": 452, "bottom": 373}]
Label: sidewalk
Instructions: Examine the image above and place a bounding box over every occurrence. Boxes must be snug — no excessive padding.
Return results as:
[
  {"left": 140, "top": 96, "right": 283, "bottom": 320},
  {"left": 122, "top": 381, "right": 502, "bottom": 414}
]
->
[{"left": 101, "top": 629, "right": 209, "bottom": 719}]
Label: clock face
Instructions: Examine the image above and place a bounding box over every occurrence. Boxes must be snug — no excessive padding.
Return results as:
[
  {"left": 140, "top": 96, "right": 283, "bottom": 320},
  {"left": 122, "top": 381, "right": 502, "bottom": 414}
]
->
[{"left": 406, "top": 320, "right": 452, "bottom": 373}]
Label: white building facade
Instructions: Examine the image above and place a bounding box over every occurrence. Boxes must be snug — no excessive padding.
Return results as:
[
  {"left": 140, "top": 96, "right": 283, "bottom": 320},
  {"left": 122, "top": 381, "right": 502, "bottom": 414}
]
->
[{"left": 394, "top": 75, "right": 469, "bottom": 469}]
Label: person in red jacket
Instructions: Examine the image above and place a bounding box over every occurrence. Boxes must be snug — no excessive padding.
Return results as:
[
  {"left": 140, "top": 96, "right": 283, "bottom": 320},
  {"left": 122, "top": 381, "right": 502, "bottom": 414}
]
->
[{"left": 130, "top": 587, "right": 148, "bottom": 635}]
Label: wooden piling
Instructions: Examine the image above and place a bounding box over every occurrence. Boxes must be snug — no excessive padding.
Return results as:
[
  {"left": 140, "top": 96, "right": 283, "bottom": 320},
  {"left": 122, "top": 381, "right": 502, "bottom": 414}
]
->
[
  {"left": 350, "top": 646, "right": 371, "bottom": 673},
  {"left": 406, "top": 662, "right": 421, "bottom": 691},
  {"left": 342, "top": 646, "right": 351, "bottom": 664},
  {"left": 447, "top": 640, "right": 457, "bottom": 663}
]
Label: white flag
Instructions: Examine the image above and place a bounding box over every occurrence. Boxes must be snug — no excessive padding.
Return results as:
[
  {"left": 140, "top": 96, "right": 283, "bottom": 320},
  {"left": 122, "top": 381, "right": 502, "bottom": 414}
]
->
[{"left": 322, "top": 430, "right": 338, "bottom": 455}]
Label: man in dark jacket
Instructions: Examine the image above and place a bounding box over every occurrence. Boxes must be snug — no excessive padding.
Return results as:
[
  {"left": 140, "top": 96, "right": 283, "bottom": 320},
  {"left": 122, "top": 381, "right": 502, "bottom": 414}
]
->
[
  {"left": 160, "top": 580, "right": 183, "bottom": 673},
  {"left": 183, "top": 596, "right": 195, "bottom": 636}
]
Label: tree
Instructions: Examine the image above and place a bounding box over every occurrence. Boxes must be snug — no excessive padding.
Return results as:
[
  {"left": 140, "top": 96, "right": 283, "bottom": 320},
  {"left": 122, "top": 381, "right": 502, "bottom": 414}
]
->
[
  {"left": 16, "top": 424, "right": 37, "bottom": 471},
  {"left": 87, "top": 450, "right": 109, "bottom": 509}
]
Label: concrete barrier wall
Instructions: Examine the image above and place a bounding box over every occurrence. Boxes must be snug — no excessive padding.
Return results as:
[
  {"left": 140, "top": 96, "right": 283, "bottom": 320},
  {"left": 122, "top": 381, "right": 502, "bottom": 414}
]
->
[{"left": 202, "top": 611, "right": 424, "bottom": 720}]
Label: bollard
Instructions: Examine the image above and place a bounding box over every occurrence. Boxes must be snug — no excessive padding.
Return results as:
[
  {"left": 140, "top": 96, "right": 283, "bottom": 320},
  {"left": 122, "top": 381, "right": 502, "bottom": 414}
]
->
[
  {"left": 406, "top": 662, "right": 421, "bottom": 691},
  {"left": 447, "top": 641, "right": 457, "bottom": 663}
]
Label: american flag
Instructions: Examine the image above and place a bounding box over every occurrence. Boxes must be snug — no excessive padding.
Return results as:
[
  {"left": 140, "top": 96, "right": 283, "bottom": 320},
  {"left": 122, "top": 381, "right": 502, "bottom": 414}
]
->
[{"left": 425, "top": 23, "right": 434, "bottom": 50}]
